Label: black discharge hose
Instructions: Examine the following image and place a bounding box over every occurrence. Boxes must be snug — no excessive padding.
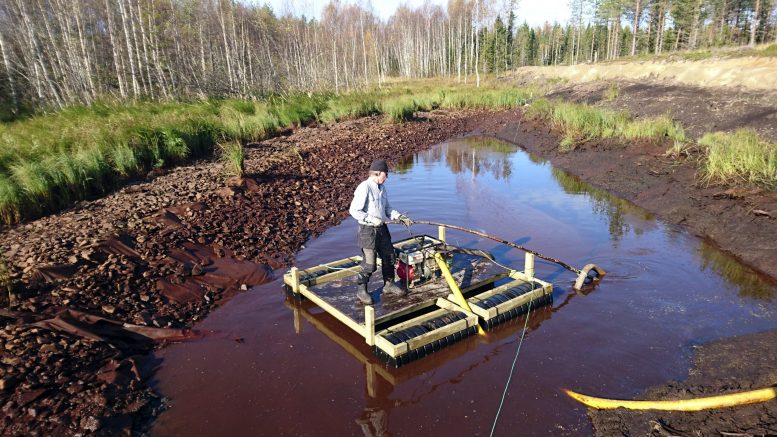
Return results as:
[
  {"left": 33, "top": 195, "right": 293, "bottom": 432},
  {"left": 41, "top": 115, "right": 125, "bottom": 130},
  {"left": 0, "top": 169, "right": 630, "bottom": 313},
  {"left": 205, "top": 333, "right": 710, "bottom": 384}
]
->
[{"left": 412, "top": 220, "right": 582, "bottom": 275}]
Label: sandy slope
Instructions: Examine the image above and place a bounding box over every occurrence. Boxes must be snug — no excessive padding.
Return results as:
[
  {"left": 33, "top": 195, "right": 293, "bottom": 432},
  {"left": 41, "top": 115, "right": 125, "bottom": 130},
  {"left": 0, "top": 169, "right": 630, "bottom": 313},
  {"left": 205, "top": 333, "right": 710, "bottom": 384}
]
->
[{"left": 513, "top": 56, "right": 777, "bottom": 91}]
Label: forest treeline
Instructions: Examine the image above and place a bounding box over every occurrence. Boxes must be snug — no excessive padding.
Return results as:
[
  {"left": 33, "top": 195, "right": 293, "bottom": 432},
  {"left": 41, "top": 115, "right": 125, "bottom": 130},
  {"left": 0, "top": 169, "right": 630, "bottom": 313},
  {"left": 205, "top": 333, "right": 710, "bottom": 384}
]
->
[{"left": 1, "top": 0, "right": 776, "bottom": 115}]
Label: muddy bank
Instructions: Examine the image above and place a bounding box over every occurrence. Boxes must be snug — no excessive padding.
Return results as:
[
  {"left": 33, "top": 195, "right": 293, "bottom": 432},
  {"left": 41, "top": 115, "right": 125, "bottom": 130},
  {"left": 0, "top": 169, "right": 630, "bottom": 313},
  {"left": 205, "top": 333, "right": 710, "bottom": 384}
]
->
[
  {"left": 589, "top": 329, "right": 777, "bottom": 436},
  {"left": 492, "top": 102, "right": 777, "bottom": 435},
  {"left": 1, "top": 84, "right": 776, "bottom": 435},
  {"left": 543, "top": 79, "right": 777, "bottom": 143},
  {"left": 0, "top": 110, "right": 507, "bottom": 434}
]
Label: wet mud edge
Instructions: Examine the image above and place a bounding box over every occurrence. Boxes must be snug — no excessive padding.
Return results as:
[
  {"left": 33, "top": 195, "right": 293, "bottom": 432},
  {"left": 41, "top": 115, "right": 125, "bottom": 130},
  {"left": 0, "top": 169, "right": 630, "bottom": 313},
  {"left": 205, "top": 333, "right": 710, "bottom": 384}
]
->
[
  {"left": 1, "top": 102, "right": 776, "bottom": 435},
  {"left": 0, "top": 110, "right": 507, "bottom": 435},
  {"left": 492, "top": 108, "right": 777, "bottom": 436}
]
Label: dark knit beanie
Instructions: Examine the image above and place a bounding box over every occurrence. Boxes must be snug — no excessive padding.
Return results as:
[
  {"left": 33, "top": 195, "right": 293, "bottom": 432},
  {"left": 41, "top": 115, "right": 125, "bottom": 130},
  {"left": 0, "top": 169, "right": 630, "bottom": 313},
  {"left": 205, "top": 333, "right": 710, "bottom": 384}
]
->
[{"left": 369, "top": 159, "right": 389, "bottom": 173}]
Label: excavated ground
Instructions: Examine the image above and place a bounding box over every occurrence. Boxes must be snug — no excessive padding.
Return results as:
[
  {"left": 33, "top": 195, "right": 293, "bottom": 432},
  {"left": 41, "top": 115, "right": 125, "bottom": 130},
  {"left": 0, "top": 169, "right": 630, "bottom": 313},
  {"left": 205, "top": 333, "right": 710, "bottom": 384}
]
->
[
  {"left": 0, "top": 110, "right": 504, "bottom": 435},
  {"left": 1, "top": 80, "right": 776, "bottom": 435},
  {"left": 491, "top": 79, "right": 777, "bottom": 436}
]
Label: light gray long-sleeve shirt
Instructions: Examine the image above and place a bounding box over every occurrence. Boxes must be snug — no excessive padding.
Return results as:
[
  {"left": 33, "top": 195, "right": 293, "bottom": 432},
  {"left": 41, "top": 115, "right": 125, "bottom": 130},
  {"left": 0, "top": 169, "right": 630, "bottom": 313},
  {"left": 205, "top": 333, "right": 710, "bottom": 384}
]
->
[{"left": 349, "top": 179, "right": 400, "bottom": 226}]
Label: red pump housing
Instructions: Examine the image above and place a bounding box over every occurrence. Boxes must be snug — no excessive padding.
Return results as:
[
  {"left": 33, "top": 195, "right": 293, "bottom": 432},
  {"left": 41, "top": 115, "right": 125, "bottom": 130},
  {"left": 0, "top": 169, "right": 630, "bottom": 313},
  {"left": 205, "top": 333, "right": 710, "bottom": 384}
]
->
[{"left": 396, "top": 261, "right": 414, "bottom": 283}]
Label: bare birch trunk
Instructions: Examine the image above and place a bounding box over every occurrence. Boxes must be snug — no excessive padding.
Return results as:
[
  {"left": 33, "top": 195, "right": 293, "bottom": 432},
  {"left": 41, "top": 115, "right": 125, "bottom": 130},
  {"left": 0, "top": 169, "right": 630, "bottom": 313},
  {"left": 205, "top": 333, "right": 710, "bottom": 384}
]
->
[
  {"left": 126, "top": 0, "right": 147, "bottom": 95},
  {"left": 134, "top": 0, "right": 153, "bottom": 98},
  {"left": 148, "top": 0, "right": 169, "bottom": 99},
  {"left": 750, "top": 0, "right": 761, "bottom": 46},
  {"left": 674, "top": 27, "right": 682, "bottom": 51},
  {"left": 475, "top": 0, "right": 480, "bottom": 87},
  {"left": 118, "top": 0, "right": 140, "bottom": 97},
  {"left": 360, "top": 9, "right": 368, "bottom": 86},
  {"left": 689, "top": 0, "right": 703, "bottom": 48},
  {"left": 39, "top": 0, "right": 68, "bottom": 99},
  {"left": 333, "top": 37, "right": 338, "bottom": 93},
  {"left": 655, "top": 0, "right": 667, "bottom": 55},
  {"left": 73, "top": 3, "right": 97, "bottom": 102},
  {"left": 0, "top": 32, "right": 19, "bottom": 113},
  {"left": 631, "top": 0, "right": 641, "bottom": 55},
  {"left": 16, "top": 0, "right": 62, "bottom": 107},
  {"left": 217, "top": 2, "right": 234, "bottom": 92},
  {"left": 591, "top": 22, "right": 597, "bottom": 62},
  {"left": 456, "top": 13, "right": 462, "bottom": 81}
]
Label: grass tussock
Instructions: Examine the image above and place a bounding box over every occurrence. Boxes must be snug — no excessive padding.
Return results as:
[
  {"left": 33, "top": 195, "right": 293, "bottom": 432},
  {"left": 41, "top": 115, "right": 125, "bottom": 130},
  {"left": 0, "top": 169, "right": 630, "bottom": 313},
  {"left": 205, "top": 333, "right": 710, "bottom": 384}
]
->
[
  {"left": 0, "top": 99, "right": 277, "bottom": 224},
  {"left": 526, "top": 99, "right": 686, "bottom": 152},
  {"left": 319, "top": 93, "right": 381, "bottom": 124},
  {"left": 441, "top": 87, "right": 535, "bottom": 110},
  {"left": 699, "top": 129, "right": 777, "bottom": 188},
  {"left": 0, "top": 252, "right": 11, "bottom": 306},
  {"left": 621, "top": 114, "right": 686, "bottom": 142},
  {"left": 528, "top": 97, "right": 775, "bottom": 191},
  {"left": 604, "top": 83, "right": 620, "bottom": 101},
  {"left": 382, "top": 97, "right": 420, "bottom": 123},
  {"left": 759, "top": 44, "right": 777, "bottom": 57},
  {"left": 219, "top": 141, "right": 245, "bottom": 178}
]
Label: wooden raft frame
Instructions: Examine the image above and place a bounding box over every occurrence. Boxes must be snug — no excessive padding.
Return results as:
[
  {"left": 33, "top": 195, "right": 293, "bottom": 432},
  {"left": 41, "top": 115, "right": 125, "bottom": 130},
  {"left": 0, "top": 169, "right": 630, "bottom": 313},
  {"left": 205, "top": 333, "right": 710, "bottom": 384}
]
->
[
  {"left": 372, "top": 298, "right": 479, "bottom": 358},
  {"left": 452, "top": 270, "right": 553, "bottom": 323},
  {"left": 283, "top": 227, "right": 553, "bottom": 361}
]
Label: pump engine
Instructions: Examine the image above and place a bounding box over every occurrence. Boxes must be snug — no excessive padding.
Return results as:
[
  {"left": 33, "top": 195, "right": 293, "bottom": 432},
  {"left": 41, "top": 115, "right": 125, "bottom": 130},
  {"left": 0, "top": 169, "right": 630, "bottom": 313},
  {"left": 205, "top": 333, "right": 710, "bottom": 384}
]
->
[{"left": 395, "top": 236, "right": 448, "bottom": 289}]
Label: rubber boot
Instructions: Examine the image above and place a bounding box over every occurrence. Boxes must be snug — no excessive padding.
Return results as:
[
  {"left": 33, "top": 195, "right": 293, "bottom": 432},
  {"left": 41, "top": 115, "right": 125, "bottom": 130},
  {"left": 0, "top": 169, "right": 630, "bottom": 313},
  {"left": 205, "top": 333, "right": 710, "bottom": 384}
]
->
[
  {"left": 356, "top": 282, "right": 373, "bottom": 305},
  {"left": 383, "top": 280, "right": 406, "bottom": 296}
]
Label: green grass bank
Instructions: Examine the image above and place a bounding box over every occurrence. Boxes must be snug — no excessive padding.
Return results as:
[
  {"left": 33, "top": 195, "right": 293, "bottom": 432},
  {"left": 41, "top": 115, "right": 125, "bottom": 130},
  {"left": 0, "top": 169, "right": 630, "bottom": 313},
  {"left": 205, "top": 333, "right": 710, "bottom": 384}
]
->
[
  {"left": 0, "top": 84, "right": 536, "bottom": 226},
  {"left": 525, "top": 98, "right": 777, "bottom": 190}
]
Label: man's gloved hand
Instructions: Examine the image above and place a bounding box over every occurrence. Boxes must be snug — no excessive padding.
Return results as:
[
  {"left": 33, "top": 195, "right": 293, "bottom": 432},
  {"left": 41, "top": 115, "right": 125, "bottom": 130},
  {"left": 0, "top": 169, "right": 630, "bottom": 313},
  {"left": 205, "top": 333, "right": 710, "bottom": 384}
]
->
[
  {"left": 367, "top": 216, "right": 383, "bottom": 226},
  {"left": 398, "top": 214, "right": 414, "bottom": 227}
]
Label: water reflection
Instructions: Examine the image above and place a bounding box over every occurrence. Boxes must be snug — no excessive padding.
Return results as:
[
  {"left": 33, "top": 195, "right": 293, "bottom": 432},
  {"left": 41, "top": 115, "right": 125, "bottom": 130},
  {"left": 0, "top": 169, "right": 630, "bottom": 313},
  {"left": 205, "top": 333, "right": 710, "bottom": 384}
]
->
[
  {"left": 403, "top": 137, "right": 518, "bottom": 180},
  {"left": 285, "top": 296, "right": 556, "bottom": 437},
  {"left": 444, "top": 138, "right": 516, "bottom": 180},
  {"left": 393, "top": 155, "right": 414, "bottom": 174},
  {"left": 151, "top": 136, "right": 777, "bottom": 437},
  {"left": 696, "top": 241, "right": 777, "bottom": 301},
  {"left": 551, "top": 168, "right": 654, "bottom": 243},
  {"left": 549, "top": 167, "right": 777, "bottom": 301}
]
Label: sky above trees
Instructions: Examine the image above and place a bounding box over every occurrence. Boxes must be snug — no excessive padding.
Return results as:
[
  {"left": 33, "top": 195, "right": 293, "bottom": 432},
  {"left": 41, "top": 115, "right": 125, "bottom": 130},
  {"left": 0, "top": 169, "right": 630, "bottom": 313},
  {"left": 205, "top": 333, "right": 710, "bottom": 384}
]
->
[
  {"left": 1, "top": 0, "right": 774, "bottom": 113},
  {"left": 265, "top": 0, "right": 571, "bottom": 26}
]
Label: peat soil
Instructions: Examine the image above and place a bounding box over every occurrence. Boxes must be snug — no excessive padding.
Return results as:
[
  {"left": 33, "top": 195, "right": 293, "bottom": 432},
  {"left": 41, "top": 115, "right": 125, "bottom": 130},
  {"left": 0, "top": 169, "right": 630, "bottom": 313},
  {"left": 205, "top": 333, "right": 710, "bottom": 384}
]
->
[
  {"left": 490, "top": 81, "right": 777, "bottom": 435},
  {"left": 544, "top": 79, "right": 777, "bottom": 142},
  {"left": 0, "top": 110, "right": 501, "bottom": 435},
  {"left": 1, "top": 81, "right": 777, "bottom": 436}
]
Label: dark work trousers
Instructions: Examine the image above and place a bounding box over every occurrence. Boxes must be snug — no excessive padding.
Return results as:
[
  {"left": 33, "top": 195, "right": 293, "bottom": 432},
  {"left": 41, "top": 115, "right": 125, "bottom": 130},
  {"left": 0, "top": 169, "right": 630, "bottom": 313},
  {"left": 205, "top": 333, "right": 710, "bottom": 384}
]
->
[{"left": 357, "top": 224, "right": 396, "bottom": 286}]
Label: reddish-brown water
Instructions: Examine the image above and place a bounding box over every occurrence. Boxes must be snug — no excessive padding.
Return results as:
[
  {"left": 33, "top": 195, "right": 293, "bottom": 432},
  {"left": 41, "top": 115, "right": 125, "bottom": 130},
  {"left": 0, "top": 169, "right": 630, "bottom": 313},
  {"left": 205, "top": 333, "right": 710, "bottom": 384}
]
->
[{"left": 150, "top": 138, "right": 777, "bottom": 436}]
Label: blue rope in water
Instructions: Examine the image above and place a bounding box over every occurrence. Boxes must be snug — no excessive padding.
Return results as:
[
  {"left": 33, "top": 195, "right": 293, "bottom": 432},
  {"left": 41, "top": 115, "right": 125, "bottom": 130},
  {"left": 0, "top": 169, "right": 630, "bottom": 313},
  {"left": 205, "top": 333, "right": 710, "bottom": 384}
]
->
[{"left": 489, "top": 301, "right": 533, "bottom": 437}]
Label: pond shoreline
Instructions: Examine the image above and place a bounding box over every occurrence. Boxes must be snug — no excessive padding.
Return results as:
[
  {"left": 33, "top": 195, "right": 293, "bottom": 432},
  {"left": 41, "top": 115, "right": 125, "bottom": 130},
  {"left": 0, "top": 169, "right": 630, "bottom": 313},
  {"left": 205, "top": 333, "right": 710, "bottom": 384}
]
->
[
  {"left": 494, "top": 109, "right": 777, "bottom": 435},
  {"left": 0, "top": 109, "right": 511, "bottom": 434},
  {"left": 1, "top": 105, "right": 776, "bottom": 435}
]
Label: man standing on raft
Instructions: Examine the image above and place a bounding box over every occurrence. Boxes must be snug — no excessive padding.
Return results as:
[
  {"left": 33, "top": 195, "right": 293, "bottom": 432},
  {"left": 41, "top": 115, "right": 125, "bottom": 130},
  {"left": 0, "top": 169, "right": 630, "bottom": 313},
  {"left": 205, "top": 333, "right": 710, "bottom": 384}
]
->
[{"left": 349, "top": 159, "right": 413, "bottom": 304}]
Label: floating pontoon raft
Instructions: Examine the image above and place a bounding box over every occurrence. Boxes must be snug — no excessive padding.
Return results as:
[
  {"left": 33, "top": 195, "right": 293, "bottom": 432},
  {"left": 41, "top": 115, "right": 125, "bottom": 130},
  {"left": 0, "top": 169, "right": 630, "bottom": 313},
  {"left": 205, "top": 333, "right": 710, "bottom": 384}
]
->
[{"left": 284, "top": 226, "right": 552, "bottom": 366}]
